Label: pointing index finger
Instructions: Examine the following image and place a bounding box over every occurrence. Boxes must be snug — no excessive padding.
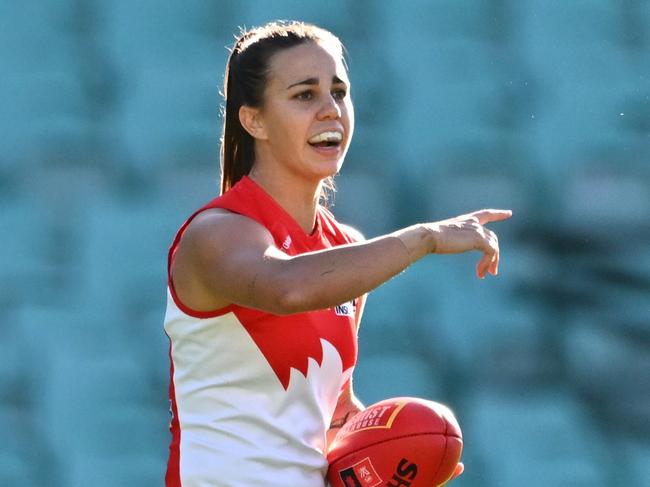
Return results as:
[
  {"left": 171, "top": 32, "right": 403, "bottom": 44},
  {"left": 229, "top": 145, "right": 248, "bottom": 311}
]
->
[{"left": 473, "top": 209, "right": 513, "bottom": 225}]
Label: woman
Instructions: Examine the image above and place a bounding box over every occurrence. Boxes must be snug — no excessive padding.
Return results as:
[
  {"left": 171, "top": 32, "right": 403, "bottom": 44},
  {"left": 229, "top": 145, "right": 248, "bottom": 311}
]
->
[{"left": 164, "top": 20, "right": 510, "bottom": 487}]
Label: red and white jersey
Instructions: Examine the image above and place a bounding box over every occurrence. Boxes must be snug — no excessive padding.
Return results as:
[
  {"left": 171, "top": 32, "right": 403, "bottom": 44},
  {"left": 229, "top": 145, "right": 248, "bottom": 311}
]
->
[{"left": 164, "top": 176, "right": 359, "bottom": 487}]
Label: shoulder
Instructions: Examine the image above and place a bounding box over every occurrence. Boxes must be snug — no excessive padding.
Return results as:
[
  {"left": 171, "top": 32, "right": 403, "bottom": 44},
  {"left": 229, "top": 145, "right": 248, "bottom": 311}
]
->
[{"left": 181, "top": 208, "right": 275, "bottom": 256}]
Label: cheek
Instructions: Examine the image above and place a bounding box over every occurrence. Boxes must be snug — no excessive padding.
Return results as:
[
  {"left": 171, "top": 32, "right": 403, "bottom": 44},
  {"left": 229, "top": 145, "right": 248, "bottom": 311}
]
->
[
  {"left": 265, "top": 120, "right": 294, "bottom": 148},
  {"left": 339, "top": 96, "right": 353, "bottom": 121},
  {"left": 341, "top": 100, "right": 354, "bottom": 138},
  {"left": 346, "top": 101, "right": 354, "bottom": 128},
  {"left": 268, "top": 107, "right": 309, "bottom": 142},
  {"left": 269, "top": 118, "right": 307, "bottom": 158}
]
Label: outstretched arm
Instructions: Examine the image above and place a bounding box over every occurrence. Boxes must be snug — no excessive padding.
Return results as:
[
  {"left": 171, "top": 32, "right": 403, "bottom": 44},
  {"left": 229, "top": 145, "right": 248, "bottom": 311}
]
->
[{"left": 171, "top": 208, "right": 512, "bottom": 315}]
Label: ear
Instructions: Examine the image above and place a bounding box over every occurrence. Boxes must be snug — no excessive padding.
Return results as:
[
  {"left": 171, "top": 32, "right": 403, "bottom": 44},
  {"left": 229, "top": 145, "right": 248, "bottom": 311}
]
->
[{"left": 239, "top": 105, "right": 268, "bottom": 140}]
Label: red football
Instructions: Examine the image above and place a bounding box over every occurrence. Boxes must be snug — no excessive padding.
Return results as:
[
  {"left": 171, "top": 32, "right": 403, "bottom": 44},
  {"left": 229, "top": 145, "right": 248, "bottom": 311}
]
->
[{"left": 326, "top": 397, "right": 463, "bottom": 487}]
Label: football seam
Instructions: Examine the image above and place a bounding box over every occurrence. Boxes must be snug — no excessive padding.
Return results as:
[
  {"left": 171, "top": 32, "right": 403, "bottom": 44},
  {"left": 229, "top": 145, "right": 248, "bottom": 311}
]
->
[
  {"left": 328, "top": 432, "right": 462, "bottom": 464},
  {"left": 431, "top": 418, "right": 449, "bottom": 478}
]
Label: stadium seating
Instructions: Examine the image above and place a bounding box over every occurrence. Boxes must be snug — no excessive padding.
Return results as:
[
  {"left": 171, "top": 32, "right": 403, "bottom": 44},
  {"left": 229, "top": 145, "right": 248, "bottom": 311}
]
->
[
  {"left": 618, "top": 438, "right": 650, "bottom": 486},
  {"left": 330, "top": 169, "right": 398, "bottom": 236},
  {"left": 1, "top": 1, "right": 648, "bottom": 485},
  {"left": 353, "top": 353, "right": 445, "bottom": 406},
  {"left": 0, "top": 406, "right": 43, "bottom": 485},
  {"left": 461, "top": 388, "right": 609, "bottom": 487},
  {"left": 563, "top": 314, "right": 650, "bottom": 436}
]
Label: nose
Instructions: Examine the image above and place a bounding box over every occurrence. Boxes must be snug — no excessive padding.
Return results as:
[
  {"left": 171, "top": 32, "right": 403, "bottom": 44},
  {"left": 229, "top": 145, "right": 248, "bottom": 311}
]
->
[{"left": 317, "top": 93, "right": 341, "bottom": 120}]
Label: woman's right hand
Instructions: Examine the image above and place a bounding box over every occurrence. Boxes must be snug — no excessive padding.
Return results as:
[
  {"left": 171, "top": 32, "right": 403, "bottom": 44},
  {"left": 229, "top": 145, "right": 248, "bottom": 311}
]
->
[{"left": 425, "top": 209, "right": 512, "bottom": 279}]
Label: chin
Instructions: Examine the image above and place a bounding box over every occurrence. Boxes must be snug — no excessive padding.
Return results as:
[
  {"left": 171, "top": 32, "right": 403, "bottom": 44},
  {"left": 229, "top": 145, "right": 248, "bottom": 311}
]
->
[
  {"left": 304, "top": 143, "right": 349, "bottom": 177},
  {"left": 302, "top": 159, "right": 342, "bottom": 181},
  {"left": 320, "top": 160, "right": 344, "bottom": 180}
]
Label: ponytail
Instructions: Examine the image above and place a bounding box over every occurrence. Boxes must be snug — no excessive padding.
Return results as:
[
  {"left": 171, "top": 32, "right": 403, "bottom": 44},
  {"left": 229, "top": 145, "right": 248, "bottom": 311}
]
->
[{"left": 220, "top": 45, "right": 255, "bottom": 194}]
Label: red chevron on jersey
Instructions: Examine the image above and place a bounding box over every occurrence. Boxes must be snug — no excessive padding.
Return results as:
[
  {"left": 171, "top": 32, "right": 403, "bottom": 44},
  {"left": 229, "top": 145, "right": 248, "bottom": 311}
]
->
[
  {"left": 234, "top": 303, "right": 357, "bottom": 390},
  {"left": 207, "top": 176, "right": 359, "bottom": 389}
]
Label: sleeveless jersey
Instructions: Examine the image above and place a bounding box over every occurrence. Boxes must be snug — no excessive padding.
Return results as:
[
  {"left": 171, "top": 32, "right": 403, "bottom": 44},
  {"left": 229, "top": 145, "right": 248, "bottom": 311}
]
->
[{"left": 164, "top": 176, "right": 359, "bottom": 487}]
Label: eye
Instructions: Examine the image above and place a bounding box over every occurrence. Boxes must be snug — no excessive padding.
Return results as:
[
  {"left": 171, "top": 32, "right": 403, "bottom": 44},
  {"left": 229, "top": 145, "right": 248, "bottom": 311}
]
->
[
  {"left": 332, "top": 88, "right": 347, "bottom": 100},
  {"left": 294, "top": 90, "right": 314, "bottom": 101}
]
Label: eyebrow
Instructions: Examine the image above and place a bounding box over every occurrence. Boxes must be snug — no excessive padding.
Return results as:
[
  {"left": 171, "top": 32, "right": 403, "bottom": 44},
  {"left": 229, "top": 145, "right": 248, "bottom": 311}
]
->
[{"left": 286, "top": 76, "right": 346, "bottom": 90}]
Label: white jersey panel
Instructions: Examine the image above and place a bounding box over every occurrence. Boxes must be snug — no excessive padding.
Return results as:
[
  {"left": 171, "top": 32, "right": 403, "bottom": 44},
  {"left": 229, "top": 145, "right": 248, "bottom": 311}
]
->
[{"left": 165, "top": 290, "right": 351, "bottom": 487}]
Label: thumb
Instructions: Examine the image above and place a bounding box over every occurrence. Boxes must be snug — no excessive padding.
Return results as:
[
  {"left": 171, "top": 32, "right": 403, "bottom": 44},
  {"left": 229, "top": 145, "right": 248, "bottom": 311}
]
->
[{"left": 438, "top": 463, "right": 464, "bottom": 486}]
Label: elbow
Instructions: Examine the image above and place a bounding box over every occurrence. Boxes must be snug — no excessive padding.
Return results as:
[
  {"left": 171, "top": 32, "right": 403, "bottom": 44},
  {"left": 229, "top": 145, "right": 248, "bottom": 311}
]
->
[
  {"left": 259, "top": 261, "right": 322, "bottom": 315},
  {"left": 272, "top": 285, "right": 309, "bottom": 315},
  {"left": 262, "top": 260, "right": 314, "bottom": 315}
]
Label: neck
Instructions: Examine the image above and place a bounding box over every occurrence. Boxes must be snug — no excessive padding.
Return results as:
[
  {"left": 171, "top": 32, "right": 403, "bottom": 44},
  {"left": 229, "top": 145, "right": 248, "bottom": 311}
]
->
[{"left": 248, "top": 165, "right": 322, "bottom": 234}]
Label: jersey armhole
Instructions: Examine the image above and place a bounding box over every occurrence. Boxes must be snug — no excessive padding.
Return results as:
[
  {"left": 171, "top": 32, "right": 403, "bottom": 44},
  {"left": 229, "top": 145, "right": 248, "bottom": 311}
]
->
[{"left": 167, "top": 208, "right": 237, "bottom": 319}]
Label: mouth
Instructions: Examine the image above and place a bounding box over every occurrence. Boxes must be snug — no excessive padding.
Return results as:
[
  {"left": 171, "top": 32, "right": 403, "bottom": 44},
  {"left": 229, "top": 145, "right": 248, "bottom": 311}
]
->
[{"left": 307, "top": 130, "right": 343, "bottom": 154}]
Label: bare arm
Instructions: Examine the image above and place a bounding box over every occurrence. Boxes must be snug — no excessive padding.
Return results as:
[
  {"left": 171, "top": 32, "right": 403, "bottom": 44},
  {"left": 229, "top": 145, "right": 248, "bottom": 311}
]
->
[
  {"left": 326, "top": 380, "right": 365, "bottom": 449},
  {"left": 171, "top": 208, "right": 512, "bottom": 315}
]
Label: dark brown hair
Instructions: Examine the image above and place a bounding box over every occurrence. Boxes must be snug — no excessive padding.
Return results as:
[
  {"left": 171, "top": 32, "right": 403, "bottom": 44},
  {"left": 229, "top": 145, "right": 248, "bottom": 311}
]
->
[{"left": 220, "top": 21, "right": 346, "bottom": 195}]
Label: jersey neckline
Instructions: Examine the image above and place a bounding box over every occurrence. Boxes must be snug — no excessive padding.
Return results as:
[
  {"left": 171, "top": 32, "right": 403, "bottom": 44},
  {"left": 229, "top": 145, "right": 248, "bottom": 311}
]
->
[{"left": 239, "top": 175, "right": 324, "bottom": 244}]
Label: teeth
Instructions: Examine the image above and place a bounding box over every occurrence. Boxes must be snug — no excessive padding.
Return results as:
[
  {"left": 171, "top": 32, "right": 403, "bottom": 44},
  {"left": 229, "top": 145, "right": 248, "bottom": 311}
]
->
[{"left": 308, "top": 131, "right": 342, "bottom": 144}]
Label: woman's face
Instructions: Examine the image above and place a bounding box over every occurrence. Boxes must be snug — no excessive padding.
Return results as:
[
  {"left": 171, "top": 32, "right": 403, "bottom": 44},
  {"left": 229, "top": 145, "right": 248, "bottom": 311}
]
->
[{"left": 252, "top": 41, "right": 354, "bottom": 183}]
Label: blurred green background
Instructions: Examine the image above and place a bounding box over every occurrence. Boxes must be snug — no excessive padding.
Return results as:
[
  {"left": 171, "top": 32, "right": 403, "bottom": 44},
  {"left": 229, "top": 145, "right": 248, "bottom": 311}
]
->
[{"left": 1, "top": 1, "right": 649, "bottom": 486}]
